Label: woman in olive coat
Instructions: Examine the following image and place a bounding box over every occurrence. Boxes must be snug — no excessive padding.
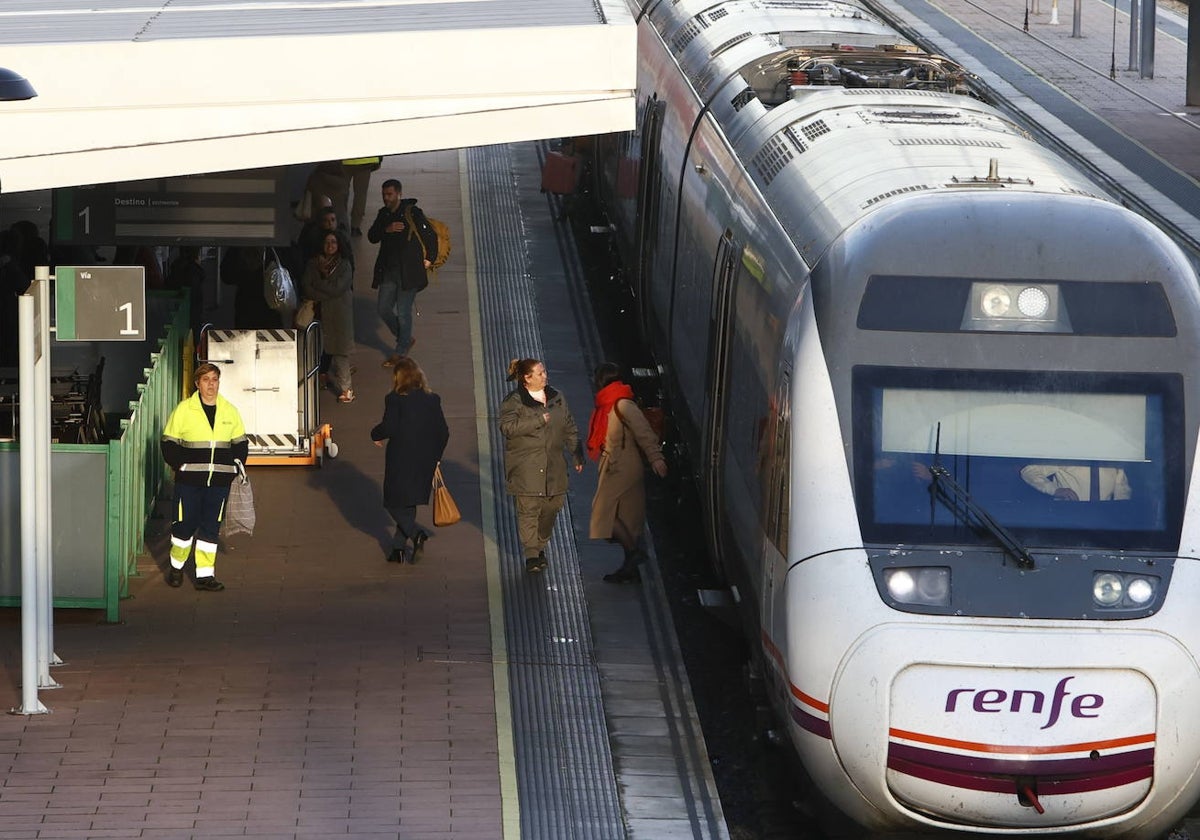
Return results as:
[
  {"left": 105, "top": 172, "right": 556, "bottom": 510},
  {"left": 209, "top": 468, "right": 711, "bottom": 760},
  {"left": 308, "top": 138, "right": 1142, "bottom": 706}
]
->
[
  {"left": 499, "top": 358, "right": 584, "bottom": 573},
  {"left": 586, "top": 363, "right": 667, "bottom": 583},
  {"left": 371, "top": 357, "right": 449, "bottom": 563},
  {"left": 301, "top": 231, "right": 355, "bottom": 402}
]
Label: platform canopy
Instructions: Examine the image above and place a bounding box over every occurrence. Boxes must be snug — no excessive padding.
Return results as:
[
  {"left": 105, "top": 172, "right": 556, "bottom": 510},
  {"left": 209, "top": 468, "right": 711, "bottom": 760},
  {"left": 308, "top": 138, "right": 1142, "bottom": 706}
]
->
[{"left": 0, "top": 0, "right": 636, "bottom": 193}]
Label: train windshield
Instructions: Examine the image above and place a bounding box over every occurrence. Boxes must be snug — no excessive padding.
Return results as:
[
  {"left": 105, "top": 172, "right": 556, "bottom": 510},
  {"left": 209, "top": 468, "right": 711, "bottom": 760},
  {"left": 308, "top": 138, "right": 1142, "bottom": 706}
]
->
[{"left": 852, "top": 367, "right": 1185, "bottom": 551}]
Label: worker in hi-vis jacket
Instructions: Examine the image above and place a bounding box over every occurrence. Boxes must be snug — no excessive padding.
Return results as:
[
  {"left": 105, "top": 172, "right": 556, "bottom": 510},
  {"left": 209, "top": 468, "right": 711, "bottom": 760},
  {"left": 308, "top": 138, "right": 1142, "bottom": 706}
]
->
[{"left": 160, "top": 362, "right": 249, "bottom": 591}]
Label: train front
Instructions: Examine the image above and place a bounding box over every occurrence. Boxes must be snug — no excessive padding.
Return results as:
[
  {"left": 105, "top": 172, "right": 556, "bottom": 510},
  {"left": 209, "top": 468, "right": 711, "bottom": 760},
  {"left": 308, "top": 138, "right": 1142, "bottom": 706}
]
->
[{"left": 782, "top": 191, "right": 1200, "bottom": 836}]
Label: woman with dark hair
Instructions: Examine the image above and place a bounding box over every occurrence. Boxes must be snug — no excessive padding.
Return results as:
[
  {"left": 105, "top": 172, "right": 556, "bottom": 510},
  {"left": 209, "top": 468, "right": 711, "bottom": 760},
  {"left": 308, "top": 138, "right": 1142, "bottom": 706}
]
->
[
  {"left": 302, "top": 231, "right": 356, "bottom": 402},
  {"left": 586, "top": 362, "right": 667, "bottom": 583},
  {"left": 371, "top": 357, "right": 449, "bottom": 563},
  {"left": 499, "top": 357, "right": 585, "bottom": 573}
]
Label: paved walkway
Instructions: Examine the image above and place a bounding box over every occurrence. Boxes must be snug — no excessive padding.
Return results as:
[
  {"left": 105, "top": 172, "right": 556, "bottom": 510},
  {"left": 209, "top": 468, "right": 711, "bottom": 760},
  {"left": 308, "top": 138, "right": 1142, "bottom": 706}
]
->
[
  {"left": 0, "top": 150, "right": 502, "bottom": 840},
  {"left": 875, "top": 0, "right": 1200, "bottom": 244}
]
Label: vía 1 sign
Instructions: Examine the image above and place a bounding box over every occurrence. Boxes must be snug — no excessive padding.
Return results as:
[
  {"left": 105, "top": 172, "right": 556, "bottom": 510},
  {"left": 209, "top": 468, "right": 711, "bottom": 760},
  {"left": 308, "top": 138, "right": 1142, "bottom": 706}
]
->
[{"left": 55, "top": 266, "right": 146, "bottom": 342}]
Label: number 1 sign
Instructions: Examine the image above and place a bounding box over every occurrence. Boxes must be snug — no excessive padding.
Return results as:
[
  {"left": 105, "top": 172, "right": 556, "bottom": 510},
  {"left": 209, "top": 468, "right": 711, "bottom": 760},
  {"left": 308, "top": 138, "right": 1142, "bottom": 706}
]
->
[{"left": 55, "top": 266, "right": 146, "bottom": 342}]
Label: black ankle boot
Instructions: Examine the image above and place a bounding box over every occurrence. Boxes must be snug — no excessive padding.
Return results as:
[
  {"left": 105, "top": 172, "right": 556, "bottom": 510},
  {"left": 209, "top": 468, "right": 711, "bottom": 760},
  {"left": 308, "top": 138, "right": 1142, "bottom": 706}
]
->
[
  {"left": 603, "top": 551, "right": 643, "bottom": 584},
  {"left": 410, "top": 531, "right": 428, "bottom": 563}
]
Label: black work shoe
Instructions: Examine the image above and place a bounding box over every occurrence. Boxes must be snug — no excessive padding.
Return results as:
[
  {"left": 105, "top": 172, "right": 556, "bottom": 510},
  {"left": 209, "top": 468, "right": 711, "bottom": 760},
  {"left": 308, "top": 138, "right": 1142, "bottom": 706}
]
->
[
  {"left": 603, "top": 566, "right": 641, "bottom": 584},
  {"left": 194, "top": 578, "right": 225, "bottom": 592},
  {"left": 411, "top": 531, "right": 428, "bottom": 563},
  {"left": 525, "top": 557, "right": 543, "bottom": 573},
  {"left": 167, "top": 568, "right": 183, "bottom": 588},
  {"left": 387, "top": 547, "right": 406, "bottom": 563}
]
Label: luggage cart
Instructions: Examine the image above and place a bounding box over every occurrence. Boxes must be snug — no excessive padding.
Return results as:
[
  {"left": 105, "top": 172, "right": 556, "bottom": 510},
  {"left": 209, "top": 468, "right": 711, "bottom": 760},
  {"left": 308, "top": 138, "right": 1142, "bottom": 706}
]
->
[{"left": 198, "top": 324, "right": 337, "bottom": 466}]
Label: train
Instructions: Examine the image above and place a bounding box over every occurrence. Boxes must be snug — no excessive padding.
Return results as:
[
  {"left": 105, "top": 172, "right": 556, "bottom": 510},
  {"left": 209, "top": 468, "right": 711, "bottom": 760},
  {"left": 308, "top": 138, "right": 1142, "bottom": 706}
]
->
[{"left": 590, "top": 0, "right": 1200, "bottom": 836}]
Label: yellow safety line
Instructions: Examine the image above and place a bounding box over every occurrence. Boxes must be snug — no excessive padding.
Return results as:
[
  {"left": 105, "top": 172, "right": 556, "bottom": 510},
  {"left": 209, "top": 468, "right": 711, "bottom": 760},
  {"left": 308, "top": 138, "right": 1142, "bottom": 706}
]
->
[{"left": 461, "top": 147, "right": 521, "bottom": 839}]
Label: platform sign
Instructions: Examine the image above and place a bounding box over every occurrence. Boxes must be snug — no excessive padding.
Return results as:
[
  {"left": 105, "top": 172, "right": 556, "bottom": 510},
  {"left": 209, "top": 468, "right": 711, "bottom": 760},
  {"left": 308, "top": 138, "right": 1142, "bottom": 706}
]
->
[
  {"left": 51, "top": 167, "right": 288, "bottom": 246},
  {"left": 55, "top": 266, "right": 146, "bottom": 342}
]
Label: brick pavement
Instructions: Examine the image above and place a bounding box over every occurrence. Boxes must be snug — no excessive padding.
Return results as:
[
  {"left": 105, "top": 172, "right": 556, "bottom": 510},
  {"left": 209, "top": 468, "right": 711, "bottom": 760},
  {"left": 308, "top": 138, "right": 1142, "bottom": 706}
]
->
[{"left": 0, "top": 150, "right": 503, "bottom": 840}]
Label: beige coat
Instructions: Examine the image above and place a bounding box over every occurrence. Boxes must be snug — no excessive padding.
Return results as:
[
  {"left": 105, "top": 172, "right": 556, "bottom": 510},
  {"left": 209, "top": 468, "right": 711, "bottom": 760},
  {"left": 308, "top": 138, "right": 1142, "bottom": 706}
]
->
[{"left": 589, "top": 399, "right": 665, "bottom": 540}]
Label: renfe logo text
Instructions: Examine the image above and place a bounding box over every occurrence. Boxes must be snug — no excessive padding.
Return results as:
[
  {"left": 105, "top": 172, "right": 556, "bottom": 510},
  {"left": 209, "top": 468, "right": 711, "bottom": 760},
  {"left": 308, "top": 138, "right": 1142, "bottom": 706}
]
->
[{"left": 944, "top": 676, "right": 1103, "bottom": 730}]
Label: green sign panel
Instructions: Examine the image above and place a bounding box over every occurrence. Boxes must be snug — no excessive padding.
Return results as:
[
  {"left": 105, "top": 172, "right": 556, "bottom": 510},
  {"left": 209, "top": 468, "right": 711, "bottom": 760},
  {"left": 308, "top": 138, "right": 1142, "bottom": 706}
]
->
[{"left": 55, "top": 266, "right": 146, "bottom": 342}]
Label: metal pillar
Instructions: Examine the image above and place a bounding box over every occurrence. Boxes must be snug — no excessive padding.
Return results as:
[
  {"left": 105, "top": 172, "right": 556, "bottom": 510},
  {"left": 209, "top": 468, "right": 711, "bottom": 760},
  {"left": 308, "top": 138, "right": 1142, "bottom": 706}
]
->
[
  {"left": 1188, "top": 0, "right": 1200, "bottom": 105},
  {"left": 34, "top": 270, "right": 60, "bottom": 689},
  {"left": 1072, "top": 0, "right": 1082, "bottom": 37},
  {"left": 1128, "top": 0, "right": 1140, "bottom": 71},
  {"left": 13, "top": 279, "right": 49, "bottom": 715},
  {"left": 1139, "top": 0, "right": 1156, "bottom": 78}
]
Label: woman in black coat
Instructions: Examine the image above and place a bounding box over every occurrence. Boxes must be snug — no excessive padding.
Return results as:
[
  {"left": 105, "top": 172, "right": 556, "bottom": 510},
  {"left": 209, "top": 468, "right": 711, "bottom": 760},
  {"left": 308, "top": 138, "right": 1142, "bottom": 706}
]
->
[{"left": 371, "top": 357, "right": 449, "bottom": 563}]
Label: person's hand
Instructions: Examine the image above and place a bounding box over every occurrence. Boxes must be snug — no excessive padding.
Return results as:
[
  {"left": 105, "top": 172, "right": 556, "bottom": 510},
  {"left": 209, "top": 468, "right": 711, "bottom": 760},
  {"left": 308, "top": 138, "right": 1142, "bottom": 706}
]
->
[
  {"left": 574, "top": 463, "right": 584, "bottom": 473},
  {"left": 651, "top": 460, "right": 668, "bottom": 478},
  {"left": 1053, "top": 487, "right": 1079, "bottom": 501},
  {"left": 373, "top": 440, "right": 384, "bottom": 448},
  {"left": 542, "top": 412, "right": 550, "bottom": 423},
  {"left": 423, "top": 259, "right": 431, "bottom": 269},
  {"left": 387, "top": 221, "right": 405, "bottom": 233}
]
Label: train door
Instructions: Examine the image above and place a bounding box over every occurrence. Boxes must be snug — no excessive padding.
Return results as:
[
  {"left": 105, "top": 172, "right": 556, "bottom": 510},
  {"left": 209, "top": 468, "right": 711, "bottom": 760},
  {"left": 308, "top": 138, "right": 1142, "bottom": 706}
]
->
[
  {"left": 761, "top": 365, "right": 791, "bottom": 645},
  {"left": 633, "top": 96, "right": 666, "bottom": 338},
  {"left": 703, "top": 230, "right": 739, "bottom": 574}
]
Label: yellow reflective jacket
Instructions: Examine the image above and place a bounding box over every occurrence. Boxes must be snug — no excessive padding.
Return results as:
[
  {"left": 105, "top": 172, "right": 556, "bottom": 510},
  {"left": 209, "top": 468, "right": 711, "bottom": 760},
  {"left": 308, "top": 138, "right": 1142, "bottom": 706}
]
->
[{"left": 161, "top": 392, "right": 249, "bottom": 487}]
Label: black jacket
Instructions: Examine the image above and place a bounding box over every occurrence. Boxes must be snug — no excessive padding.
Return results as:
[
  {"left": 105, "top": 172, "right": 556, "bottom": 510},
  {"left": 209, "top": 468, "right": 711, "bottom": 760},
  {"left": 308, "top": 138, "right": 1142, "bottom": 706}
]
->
[
  {"left": 370, "top": 389, "right": 450, "bottom": 508},
  {"left": 367, "top": 198, "right": 437, "bottom": 291}
]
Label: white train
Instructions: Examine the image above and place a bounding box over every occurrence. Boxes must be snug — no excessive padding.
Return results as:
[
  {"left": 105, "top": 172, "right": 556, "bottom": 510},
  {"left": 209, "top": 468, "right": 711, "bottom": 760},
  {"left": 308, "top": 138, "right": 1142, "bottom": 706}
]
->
[{"left": 592, "top": 0, "right": 1200, "bottom": 835}]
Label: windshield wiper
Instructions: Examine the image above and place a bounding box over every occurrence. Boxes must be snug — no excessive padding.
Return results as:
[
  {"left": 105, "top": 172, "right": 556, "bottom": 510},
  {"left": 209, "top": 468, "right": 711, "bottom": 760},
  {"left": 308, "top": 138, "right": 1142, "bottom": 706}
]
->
[{"left": 928, "top": 464, "right": 1036, "bottom": 570}]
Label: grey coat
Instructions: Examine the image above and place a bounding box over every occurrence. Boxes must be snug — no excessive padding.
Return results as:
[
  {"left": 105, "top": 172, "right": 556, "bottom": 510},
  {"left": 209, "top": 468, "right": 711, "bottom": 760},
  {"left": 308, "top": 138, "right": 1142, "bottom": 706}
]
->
[
  {"left": 499, "top": 386, "right": 583, "bottom": 497},
  {"left": 301, "top": 257, "right": 354, "bottom": 355}
]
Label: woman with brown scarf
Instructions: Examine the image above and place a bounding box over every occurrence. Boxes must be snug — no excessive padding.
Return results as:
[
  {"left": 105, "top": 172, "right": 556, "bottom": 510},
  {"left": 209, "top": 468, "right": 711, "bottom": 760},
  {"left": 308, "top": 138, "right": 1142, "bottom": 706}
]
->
[{"left": 301, "top": 231, "right": 356, "bottom": 402}]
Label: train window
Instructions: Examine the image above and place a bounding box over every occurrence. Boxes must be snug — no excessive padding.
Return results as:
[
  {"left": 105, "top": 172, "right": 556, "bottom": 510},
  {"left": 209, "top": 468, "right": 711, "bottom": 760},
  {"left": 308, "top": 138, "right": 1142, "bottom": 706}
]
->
[
  {"left": 857, "top": 275, "right": 1176, "bottom": 337},
  {"left": 852, "top": 366, "right": 1184, "bottom": 552}
]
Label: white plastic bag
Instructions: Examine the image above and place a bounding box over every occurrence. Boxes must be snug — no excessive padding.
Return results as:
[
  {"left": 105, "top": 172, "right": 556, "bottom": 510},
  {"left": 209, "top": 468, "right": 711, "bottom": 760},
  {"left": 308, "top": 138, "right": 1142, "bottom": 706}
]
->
[
  {"left": 223, "top": 463, "right": 256, "bottom": 537},
  {"left": 263, "top": 248, "right": 298, "bottom": 312}
]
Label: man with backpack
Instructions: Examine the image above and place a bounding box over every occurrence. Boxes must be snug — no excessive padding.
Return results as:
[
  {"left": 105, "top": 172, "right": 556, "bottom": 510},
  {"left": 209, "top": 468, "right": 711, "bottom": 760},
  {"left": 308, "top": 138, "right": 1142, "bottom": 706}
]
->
[{"left": 368, "top": 178, "right": 439, "bottom": 364}]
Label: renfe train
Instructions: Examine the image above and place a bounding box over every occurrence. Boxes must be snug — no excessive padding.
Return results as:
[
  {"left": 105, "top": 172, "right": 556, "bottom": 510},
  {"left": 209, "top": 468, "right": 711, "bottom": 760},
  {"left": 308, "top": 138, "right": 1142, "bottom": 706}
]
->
[{"left": 592, "top": 0, "right": 1200, "bottom": 836}]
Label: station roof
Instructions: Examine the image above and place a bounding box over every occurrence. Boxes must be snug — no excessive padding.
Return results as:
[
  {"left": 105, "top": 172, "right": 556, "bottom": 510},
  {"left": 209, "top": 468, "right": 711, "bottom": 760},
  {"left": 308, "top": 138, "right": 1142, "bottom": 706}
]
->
[{"left": 0, "top": 0, "right": 636, "bottom": 193}]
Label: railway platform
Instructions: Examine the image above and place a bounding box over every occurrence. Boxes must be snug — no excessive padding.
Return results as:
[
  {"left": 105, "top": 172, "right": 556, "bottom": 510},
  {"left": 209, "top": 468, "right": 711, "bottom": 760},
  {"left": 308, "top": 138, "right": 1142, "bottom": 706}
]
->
[
  {"left": 0, "top": 146, "right": 727, "bottom": 840},
  {"left": 874, "top": 0, "right": 1200, "bottom": 249}
]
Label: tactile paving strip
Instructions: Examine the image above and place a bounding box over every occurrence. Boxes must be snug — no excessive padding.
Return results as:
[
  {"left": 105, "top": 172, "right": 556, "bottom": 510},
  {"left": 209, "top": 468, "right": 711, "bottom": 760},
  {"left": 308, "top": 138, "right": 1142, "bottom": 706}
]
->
[{"left": 468, "top": 143, "right": 625, "bottom": 839}]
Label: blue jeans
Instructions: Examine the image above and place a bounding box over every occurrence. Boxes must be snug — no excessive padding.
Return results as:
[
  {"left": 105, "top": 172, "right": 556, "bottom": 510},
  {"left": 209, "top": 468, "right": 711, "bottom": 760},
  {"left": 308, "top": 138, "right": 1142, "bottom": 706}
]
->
[{"left": 377, "top": 282, "right": 418, "bottom": 355}]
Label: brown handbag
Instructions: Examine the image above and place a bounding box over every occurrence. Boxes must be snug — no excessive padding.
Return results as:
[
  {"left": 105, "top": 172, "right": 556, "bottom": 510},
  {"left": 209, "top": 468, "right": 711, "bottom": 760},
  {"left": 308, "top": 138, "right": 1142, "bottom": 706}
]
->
[{"left": 432, "top": 464, "right": 461, "bottom": 527}]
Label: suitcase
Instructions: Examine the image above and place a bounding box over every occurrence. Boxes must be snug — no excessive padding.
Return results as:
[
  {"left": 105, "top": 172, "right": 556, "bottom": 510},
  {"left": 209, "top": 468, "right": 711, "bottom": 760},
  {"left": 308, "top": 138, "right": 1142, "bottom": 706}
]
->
[{"left": 541, "top": 151, "right": 581, "bottom": 195}]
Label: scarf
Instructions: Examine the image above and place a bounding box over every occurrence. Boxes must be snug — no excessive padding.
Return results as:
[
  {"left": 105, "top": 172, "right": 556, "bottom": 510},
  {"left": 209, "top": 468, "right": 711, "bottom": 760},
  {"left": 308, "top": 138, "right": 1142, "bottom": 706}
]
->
[
  {"left": 586, "top": 381, "right": 635, "bottom": 461},
  {"left": 318, "top": 253, "right": 341, "bottom": 278}
]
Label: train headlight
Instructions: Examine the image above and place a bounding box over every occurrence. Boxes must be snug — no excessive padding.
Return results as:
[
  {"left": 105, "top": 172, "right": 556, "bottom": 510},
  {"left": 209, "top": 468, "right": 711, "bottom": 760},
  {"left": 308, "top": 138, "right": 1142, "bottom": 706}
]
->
[
  {"left": 884, "top": 567, "right": 950, "bottom": 606},
  {"left": 964, "top": 281, "right": 1069, "bottom": 332},
  {"left": 1126, "top": 577, "right": 1155, "bottom": 605},
  {"left": 980, "top": 286, "right": 1011, "bottom": 317},
  {"left": 1092, "top": 571, "right": 1159, "bottom": 610},
  {"left": 1093, "top": 572, "right": 1124, "bottom": 606},
  {"left": 1016, "top": 286, "right": 1050, "bottom": 318}
]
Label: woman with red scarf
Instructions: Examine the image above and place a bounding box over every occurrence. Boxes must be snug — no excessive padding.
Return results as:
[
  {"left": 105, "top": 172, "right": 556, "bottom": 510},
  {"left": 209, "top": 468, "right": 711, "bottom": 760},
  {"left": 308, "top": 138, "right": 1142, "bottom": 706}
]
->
[{"left": 586, "top": 363, "right": 668, "bottom": 583}]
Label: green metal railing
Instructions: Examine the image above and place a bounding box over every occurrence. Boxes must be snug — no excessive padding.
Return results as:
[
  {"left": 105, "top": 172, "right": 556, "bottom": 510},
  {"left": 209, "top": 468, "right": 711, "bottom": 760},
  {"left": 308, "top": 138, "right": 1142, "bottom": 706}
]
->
[
  {"left": 0, "top": 293, "right": 187, "bottom": 622},
  {"left": 107, "top": 293, "right": 189, "bottom": 612}
]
